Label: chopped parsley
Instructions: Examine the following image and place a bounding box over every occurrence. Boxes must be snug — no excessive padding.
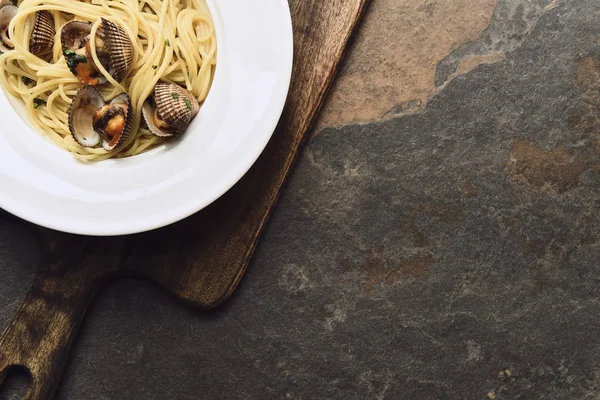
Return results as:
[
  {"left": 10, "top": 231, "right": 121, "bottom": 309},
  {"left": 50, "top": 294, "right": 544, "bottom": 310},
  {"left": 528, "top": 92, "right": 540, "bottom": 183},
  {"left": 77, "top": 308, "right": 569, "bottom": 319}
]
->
[
  {"left": 63, "top": 47, "right": 88, "bottom": 75},
  {"left": 33, "top": 98, "right": 46, "bottom": 109},
  {"left": 184, "top": 99, "right": 192, "bottom": 111},
  {"left": 171, "top": 93, "right": 180, "bottom": 100},
  {"left": 165, "top": 39, "right": 170, "bottom": 46}
]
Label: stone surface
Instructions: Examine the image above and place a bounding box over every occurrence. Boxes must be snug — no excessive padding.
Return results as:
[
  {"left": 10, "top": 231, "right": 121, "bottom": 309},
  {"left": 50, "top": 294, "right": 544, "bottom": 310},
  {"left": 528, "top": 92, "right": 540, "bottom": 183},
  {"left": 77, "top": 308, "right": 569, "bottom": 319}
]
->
[
  {"left": 4, "top": 0, "right": 600, "bottom": 398},
  {"left": 315, "top": 0, "right": 499, "bottom": 129}
]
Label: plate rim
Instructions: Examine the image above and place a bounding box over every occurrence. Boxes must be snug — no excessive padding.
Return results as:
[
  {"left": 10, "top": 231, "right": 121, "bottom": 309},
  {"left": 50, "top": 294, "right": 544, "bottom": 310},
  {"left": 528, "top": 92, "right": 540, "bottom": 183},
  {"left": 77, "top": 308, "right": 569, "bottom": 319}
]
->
[{"left": 0, "top": 0, "right": 294, "bottom": 236}]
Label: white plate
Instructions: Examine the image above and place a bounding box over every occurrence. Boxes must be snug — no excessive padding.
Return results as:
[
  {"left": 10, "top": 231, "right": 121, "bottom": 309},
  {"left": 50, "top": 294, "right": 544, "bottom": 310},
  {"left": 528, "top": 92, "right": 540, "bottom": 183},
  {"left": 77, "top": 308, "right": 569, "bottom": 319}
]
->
[{"left": 0, "top": 0, "right": 293, "bottom": 236}]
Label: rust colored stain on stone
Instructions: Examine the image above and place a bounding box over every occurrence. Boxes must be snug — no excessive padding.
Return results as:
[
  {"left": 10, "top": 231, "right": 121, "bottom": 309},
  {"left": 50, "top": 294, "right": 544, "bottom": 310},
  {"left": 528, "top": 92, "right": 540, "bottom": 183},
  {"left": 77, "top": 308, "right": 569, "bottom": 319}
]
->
[
  {"left": 570, "top": 56, "right": 600, "bottom": 145},
  {"left": 575, "top": 55, "right": 600, "bottom": 92},
  {"left": 507, "top": 141, "right": 592, "bottom": 194},
  {"left": 423, "top": 202, "right": 465, "bottom": 222},
  {"left": 361, "top": 255, "right": 432, "bottom": 293},
  {"left": 315, "top": 0, "right": 499, "bottom": 130},
  {"left": 398, "top": 256, "right": 433, "bottom": 279},
  {"left": 460, "top": 179, "right": 478, "bottom": 198}
]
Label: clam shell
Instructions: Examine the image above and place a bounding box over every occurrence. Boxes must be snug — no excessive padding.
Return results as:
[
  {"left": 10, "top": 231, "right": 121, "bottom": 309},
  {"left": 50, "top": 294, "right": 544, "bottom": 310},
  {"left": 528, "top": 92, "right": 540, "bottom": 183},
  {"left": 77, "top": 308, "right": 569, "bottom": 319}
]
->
[
  {"left": 0, "top": 5, "right": 17, "bottom": 53},
  {"left": 141, "top": 97, "right": 173, "bottom": 138},
  {"left": 60, "top": 21, "right": 92, "bottom": 51},
  {"left": 101, "top": 92, "right": 133, "bottom": 151},
  {"left": 68, "top": 85, "right": 104, "bottom": 148},
  {"left": 152, "top": 81, "right": 200, "bottom": 134},
  {"left": 0, "top": 0, "right": 13, "bottom": 8},
  {"left": 61, "top": 21, "right": 108, "bottom": 86},
  {"left": 100, "top": 18, "right": 133, "bottom": 82},
  {"left": 29, "top": 11, "right": 55, "bottom": 57}
]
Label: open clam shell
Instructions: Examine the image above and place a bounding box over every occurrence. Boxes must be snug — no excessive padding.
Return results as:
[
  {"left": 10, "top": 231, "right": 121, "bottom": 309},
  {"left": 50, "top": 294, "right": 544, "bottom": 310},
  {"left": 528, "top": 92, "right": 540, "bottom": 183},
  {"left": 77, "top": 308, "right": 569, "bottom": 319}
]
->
[
  {"left": 68, "top": 85, "right": 104, "bottom": 148},
  {"left": 0, "top": 4, "right": 17, "bottom": 53},
  {"left": 94, "top": 92, "right": 133, "bottom": 151},
  {"left": 61, "top": 21, "right": 106, "bottom": 86},
  {"left": 61, "top": 19, "right": 133, "bottom": 85},
  {"left": 60, "top": 21, "right": 93, "bottom": 52},
  {"left": 142, "top": 82, "right": 200, "bottom": 137},
  {"left": 29, "top": 10, "right": 55, "bottom": 58},
  {"left": 68, "top": 86, "right": 133, "bottom": 151}
]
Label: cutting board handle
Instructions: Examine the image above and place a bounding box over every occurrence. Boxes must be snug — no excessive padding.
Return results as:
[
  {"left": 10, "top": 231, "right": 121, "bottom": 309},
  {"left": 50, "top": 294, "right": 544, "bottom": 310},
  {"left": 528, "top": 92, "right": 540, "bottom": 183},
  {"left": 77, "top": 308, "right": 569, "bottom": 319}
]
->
[
  {"left": 0, "top": 234, "right": 122, "bottom": 399},
  {"left": 0, "top": 276, "right": 96, "bottom": 398}
]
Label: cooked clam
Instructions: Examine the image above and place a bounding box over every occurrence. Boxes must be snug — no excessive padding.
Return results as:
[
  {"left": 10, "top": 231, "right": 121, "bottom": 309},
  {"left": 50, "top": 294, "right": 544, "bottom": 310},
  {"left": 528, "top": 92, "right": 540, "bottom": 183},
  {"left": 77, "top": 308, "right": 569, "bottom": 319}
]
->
[
  {"left": 29, "top": 10, "right": 55, "bottom": 59},
  {"left": 61, "top": 21, "right": 103, "bottom": 85},
  {"left": 0, "top": 4, "right": 17, "bottom": 53},
  {"left": 68, "top": 85, "right": 132, "bottom": 150},
  {"left": 93, "top": 92, "right": 132, "bottom": 151},
  {"left": 68, "top": 85, "right": 104, "bottom": 147},
  {"left": 99, "top": 18, "right": 133, "bottom": 82},
  {"left": 61, "top": 18, "right": 133, "bottom": 85},
  {"left": 142, "top": 81, "right": 200, "bottom": 137}
]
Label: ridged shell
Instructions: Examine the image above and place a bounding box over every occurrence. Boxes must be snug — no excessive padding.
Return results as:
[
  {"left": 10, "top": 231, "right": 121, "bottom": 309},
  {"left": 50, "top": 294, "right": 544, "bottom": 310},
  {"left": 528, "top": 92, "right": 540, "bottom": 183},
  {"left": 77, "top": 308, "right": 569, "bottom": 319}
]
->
[
  {"left": 101, "top": 92, "right": 133, "bottom": 151},
  {"left": 29, "top": 11, "right": 55, "bottom": 57},
  {"left": 0, "top": 0, "right": 13, "bottom": 8},
  {"left": 68, "top": 85, "right": 104, "bottom": 148},
  {"left": 0, "top": 5, "right": 17, "bottom": 53},
  {"left": 100, "top": 18, "right": 133, "bottom": 82},
  {"left": 152, "top": 81, "right": 200, "bottom": 134}
]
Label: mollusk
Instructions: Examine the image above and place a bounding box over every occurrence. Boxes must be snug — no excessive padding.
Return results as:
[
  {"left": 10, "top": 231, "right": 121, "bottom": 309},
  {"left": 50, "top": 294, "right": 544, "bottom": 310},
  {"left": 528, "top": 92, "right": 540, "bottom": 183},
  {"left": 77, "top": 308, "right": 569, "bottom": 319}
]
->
[
  {"left": 29, "top": 10, "right": 55, "bottom": 58},
  {"left": 0, "top": 4, "right": 17, "bottom": 53},
  {"left": 61, "top": 18, "right": 133, "bottom": 85},
  {"left": 68, "top": 85, "right": 132, "bottom": 151},
  {"left": 99, "top": 18, "right": 133, "bottom": 82},
  {"left": 142, "top": 81, "right": 200, "bottom": 137}
]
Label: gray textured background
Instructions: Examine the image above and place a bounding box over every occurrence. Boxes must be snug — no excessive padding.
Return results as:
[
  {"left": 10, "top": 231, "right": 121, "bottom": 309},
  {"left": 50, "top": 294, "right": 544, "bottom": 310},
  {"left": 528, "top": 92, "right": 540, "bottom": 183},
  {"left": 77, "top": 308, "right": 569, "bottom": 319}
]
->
[{"left": 3, "top": 0, "right": 600, "bottom": 398}]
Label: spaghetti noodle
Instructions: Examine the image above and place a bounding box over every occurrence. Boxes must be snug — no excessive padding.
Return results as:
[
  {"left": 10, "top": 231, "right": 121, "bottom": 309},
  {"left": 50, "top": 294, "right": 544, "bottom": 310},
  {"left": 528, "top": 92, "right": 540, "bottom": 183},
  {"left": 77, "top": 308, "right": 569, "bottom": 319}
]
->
[{"left": 0, "top": 0, "right": 216, "bottom": 161}]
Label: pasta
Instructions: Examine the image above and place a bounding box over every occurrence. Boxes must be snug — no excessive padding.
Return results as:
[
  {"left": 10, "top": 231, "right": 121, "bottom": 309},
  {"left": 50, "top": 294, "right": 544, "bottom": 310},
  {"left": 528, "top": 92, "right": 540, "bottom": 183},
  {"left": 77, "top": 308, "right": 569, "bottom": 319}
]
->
[{"left": 0, "top": 0, "right": 217, "bottom": 161}]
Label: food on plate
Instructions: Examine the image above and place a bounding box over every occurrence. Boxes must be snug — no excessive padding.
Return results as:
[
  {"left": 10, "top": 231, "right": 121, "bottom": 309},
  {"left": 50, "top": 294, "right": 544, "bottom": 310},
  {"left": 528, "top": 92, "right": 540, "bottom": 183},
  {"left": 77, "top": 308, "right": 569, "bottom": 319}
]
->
[{"left": 0, "top": 0, "right": 216, "bottom": 161}]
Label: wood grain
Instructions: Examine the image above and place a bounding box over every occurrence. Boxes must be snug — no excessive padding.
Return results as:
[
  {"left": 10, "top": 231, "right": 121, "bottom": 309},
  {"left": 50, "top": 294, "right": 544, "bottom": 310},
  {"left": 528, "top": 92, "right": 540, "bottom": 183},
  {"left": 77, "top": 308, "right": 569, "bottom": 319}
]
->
[
  {"left": 0, "top": 0, "right": 370, "bottom": 398},
  {"left": 0, "top": 233, "right": 128, "bottom": 398},
  {"left": 126, "top": 0, "right": 371, "bottom": 307}
]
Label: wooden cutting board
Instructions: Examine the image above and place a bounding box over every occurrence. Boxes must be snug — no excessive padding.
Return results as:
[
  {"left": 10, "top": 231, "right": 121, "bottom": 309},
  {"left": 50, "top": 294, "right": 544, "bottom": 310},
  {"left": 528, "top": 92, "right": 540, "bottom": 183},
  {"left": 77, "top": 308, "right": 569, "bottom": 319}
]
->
[{"left": 0, "top": 0, "right": 370, "bottom": 398}]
